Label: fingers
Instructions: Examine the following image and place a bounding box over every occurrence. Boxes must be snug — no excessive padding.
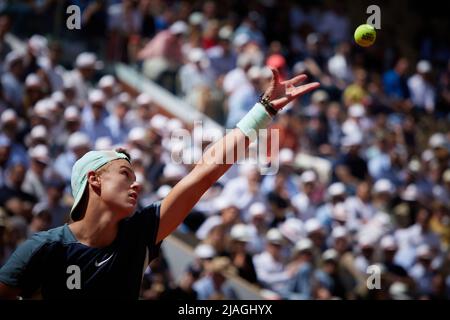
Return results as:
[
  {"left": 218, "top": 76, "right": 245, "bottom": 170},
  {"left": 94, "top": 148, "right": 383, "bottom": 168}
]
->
[
  {"left": 270, "top": 68, "right": 280, "bottom": 84},
  {"left": 281, "top": 74, "right": 308, "bottom": 87},
  {"left": 291, "top": 82, "right": 320, "bottom": 96}
]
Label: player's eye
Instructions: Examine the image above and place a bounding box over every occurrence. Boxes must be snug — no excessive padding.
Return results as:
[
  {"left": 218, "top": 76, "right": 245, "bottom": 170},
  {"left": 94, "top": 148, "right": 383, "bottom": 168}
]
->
[{"left": 122, "top": 171, "right": 129, "bottom": 178}]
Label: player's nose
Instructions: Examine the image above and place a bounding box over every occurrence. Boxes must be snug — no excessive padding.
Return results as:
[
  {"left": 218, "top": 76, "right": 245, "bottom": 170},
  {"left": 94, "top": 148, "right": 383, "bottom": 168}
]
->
[{"left": 130, "top": 181, "right": 142, "bottom": 195}]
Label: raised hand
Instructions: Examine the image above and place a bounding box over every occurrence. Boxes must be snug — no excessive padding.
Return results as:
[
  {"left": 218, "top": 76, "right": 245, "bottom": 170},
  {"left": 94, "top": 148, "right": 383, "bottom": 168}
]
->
[{"left": 262, "top": 69, "right": 321, "bottom": 111}]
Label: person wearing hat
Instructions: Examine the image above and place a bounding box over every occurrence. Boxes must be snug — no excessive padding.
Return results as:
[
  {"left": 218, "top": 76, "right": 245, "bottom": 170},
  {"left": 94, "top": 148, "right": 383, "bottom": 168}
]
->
[
  {"left": 81, "top": 89, "right": 113, "bottom": 143},
  {"left": 138, "top": 20, "right": 187, "bottom": 91},
  {"left": 313, "top": 249, "right": 346, "bottom": 299},
  {"left": 0, "top": 70, "right": 320, "bottom": 299},
  {"left": 332, "top": 132, "right": 369, "bottom": 189},
  {"left": 105, "top": 93, "right": 133, "bottom": 145},
  {"left": 253, "top": 228, "right": 293, "bottom": 294},
  {"left": 0, "top": 162, "right": 37, "bottom": 222},
  {"left": 378, "top": 235, "right": 413, "bottom": 287},
  {"left": 126, "top": 93, "right": 155, "bottom": 128},
  {"left": 54, "top": 131, "right": 91, "bottom": 184},
  {"left": 228, "top": 223, "right": 258, "bottom": 284},
  {"left": 292, "top": 170, "right": 321, "bottom": 221},
  {"left": 283, "top": 238, "right": 316, "bottom": 300},
  {"left": 407, "top": 60, "right": 436, "bottom": 114},
  {"left": 22, "top": 145, "right": 51, "bottom": 199},
  {"left": 29, "top": 203, "right": 52, "bottom": 235},
  {"left": 64, "top": 52, "right": 102, "bottom": 103},
  {"left": 1, "top": 51, "right": 25, "bottom": 111},
  {"left": 206, "top": 25, "right": 237, "bottom": 79},
  {"left": 193, "top": 256, "right": 239, "bottom": 300}
]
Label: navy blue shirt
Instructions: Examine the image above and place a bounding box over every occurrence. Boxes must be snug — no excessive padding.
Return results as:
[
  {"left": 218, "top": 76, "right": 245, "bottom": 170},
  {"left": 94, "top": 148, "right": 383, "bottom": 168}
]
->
[{"left": 0, "top": 202, "right": 161, "bottom": 299}]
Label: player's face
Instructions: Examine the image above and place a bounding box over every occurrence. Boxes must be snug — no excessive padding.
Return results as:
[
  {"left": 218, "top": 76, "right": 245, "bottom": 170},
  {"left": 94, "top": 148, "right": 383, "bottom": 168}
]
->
[{"left": 98, "top": 159, "right": 142, "bottom": 220}]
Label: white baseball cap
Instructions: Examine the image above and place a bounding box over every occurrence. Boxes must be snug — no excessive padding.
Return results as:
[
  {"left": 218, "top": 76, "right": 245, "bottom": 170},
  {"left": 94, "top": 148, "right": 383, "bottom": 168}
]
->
[
  {"left": 300, "top": 170, "right": 316, "bottom": 184},
  {"left": 331, "top": 226, "right": 348, "bottom": 239},
  {"left": 230, "top": 224, "right": 251, "bottom": 242},
  {"left": 266, "top": 228, "right": 284, "bottom": 245},
  {"left": 67, "top": 132, "right": 91, "bottom": 150},
  {"left": 294, "top": 238, "right": 313, "bottom": 253},
  {"left": 380, "top": 235, "right": 398, "bottom": 251},
  {"left": 75, "top": 52, "right": 103, "bottom": 69},
  {"left": 136, "top": 93, "right": 153, "bottom": 106},
  {"left": 429, "top": 133, "right": 447, "bottom": 149},
  {"left": 89, "top": 89, "right": 106, "bottom": 104},
  {"left": 401, "top": 184, "right": 418, "bottom": 201},
  {"left": 128, "top": 127, "right": 146, "bottom": 142},
  {"left": 279, "top": 148, "right": 295, "bottom": 165},
  {"left": 64, "top": 106, "right": 80, "bottom": 121},
  {"left": 169, "top": 21, "right": 188, "bottom": 35},
  {"left": 348, "top": 104, "right": 366, "bottom": 117},
  {"left": 417, "top": 60, "right": 431, "bottom": 73},
  {"left": 328, "top": 182, "right": 346, "bottom": 197},
  {"left": 322, "top": 249, "right": 339, "bottom": 261},
  {"left": 305, "top": 218, "right": 323, "bottom": 234},
  {"left": 25, "top": 73, "right": 41, "bottom": 87},
  {"left": 194, "top": 243, "right": 216, "bottom": 259},
  {"left": 373, "top": 179, "right": 395, "bottom": 194},
  {"left": 94, "top": 137, "right": 113, "bottom": 151},
  {"left": 249, "top": 202, "right": 266, "bottom": 217},
  {"left": 30, "top": 125, "right": 48, "bottom": 140},
  {"left": 1, "top": 109, "right": 17, "bottom": 124},
  {"left": 98, "top": 75, "right": 116, "bottom": 89},
  {"left": 279, "top": 218, "right": 304, "bottom": 243},
  {"left": 29, "top": 144, "right": 50, "bottom": 164}
]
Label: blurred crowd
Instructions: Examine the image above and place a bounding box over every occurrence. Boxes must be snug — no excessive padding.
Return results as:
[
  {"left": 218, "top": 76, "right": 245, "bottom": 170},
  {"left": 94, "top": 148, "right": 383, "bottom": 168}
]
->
[{"left": 1, "top": 0, "right": 450, "bottom": 300}]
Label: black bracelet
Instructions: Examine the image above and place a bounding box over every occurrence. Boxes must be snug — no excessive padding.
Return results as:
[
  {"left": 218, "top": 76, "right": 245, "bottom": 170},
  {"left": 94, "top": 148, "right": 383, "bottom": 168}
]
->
[{"left": 259, "top": 95, "right": 278, "bottom": 117}]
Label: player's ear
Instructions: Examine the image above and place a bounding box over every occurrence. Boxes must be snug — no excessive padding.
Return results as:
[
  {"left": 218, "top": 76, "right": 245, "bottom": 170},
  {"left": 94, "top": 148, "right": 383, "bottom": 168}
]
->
[{"left": 87, "top": 171, "right": 101, "bottom": 188}]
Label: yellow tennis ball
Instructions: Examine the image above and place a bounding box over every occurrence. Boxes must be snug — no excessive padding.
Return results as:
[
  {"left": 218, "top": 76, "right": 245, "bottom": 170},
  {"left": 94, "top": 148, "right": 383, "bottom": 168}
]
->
[{"left": 354, "top": 24, "right": 376, "bottom": 47}]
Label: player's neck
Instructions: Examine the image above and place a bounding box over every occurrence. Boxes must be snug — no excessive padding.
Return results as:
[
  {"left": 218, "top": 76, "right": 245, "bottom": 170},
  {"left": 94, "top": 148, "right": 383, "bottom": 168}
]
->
[{"left": 69, "top": 204, "right": 119, "bottom": 248}]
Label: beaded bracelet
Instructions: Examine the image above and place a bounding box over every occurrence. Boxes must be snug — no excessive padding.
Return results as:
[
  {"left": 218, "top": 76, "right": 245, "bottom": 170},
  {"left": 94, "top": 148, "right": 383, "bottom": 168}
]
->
[{"left": 259, "top": 95, "right": 278, "bottom": 117}]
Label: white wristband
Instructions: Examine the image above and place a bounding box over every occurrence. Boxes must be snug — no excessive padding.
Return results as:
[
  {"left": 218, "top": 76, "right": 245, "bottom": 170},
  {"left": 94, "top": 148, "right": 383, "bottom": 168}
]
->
[{"left": 236, "top": 103, "right": 273, "bottom": 142}]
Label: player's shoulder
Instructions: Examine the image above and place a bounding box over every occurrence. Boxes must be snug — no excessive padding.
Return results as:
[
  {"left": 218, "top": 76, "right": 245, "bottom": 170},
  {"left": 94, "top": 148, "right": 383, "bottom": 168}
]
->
[
  {"left": 5, "top": 225, "right": 75, "bottom": 268},
  {"left": 33, "top": 224, "right": 75, "bottom": 243}
]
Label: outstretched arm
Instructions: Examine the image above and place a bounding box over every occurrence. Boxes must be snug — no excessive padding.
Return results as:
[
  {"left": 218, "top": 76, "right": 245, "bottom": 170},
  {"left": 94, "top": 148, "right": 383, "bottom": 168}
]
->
[{"left": 157, "top": 70, "right": 320, "bottom": 243}]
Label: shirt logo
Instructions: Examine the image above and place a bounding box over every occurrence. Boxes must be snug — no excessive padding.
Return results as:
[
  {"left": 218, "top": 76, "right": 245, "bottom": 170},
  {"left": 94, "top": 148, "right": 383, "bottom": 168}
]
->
[{"left": 94, "top": 254, "right": 115, "bottom": 267}]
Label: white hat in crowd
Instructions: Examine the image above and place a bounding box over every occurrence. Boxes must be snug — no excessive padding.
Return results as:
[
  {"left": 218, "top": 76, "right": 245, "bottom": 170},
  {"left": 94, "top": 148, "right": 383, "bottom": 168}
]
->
[
  {"left": 136, "top": 93, "right": 153, "bottom": 106},
  {"left": 249, "top": 202, "right": 266, "bottom": 218},
  {"left": 1, "top": 109, "right": 17, "bottom": 124},
  {"left": 98, "top": 75, "right": 116, "bottom": 89},
  {"left": 266, "top": 228, "right": 284, "bottom": 245},
  {"left": 194, "top": 243, "right": 216, "bottom": 259},
  {"left": 230, "top": 224, "right": 251, "bottom": 242},
  {"left": 373, "top": 179, "right": 395, "bottom": 194},
  {"left": 67, "top": 132, "right": 90, "bottom": 150},
  {"left": 305, "top": 218, "right": 323, "bottom": 234},
  {"left": 300, "top": 170, "right": 317, "bottom": 184},
  {"left": 89, "top": 89, "right": 106, "bottom": 104},
  {"left": 64, "top": 106, "right": 80, "bottom": 121},
  {"left": 294, "top": 238, "right": 313, "bottom": 253},
  {"left": 279, "top": 218, "right": 304, "bottom": 243},
  {"left": 169, "top": 21, "right": 188, "bottom": 35},
  {"left": 75, "top": 52, "right": 103, "bottom": 69},
  {"left": 30, "top": 125, "right": 48, "bottom": 140},
  {"left": 29, "top": 144, "right": 50, "bottom": 164},
  {"left": 328, "top": 182, "right": 346, "bottom": 197}
]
